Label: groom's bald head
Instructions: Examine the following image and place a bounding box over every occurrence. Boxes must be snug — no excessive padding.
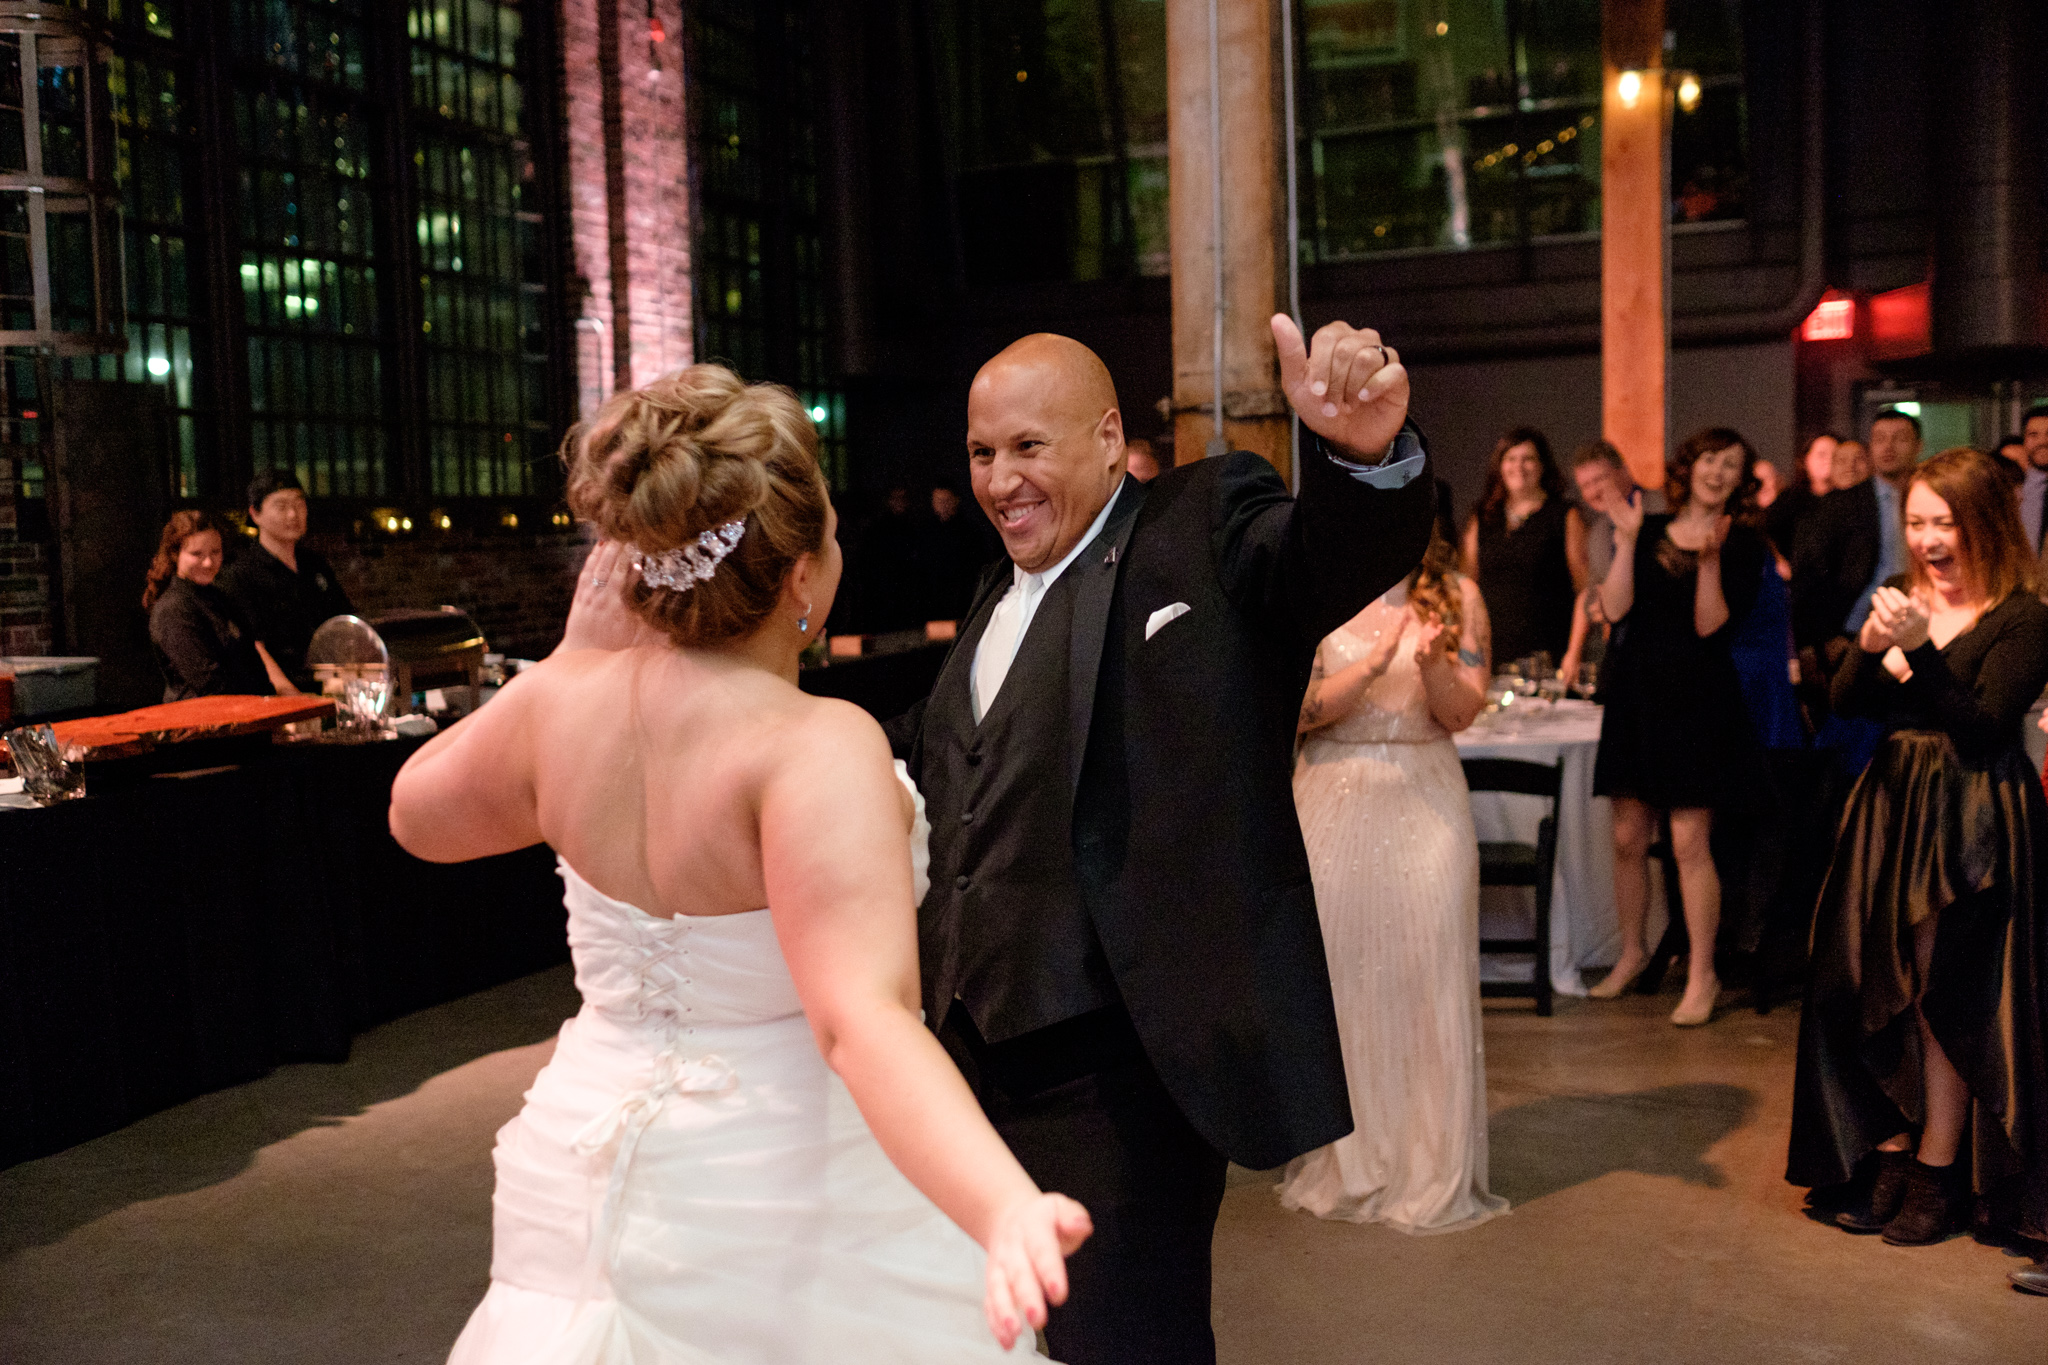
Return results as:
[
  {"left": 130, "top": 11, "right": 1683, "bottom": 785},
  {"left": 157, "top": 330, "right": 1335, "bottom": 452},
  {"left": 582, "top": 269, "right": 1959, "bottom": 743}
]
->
[{"left": 966, "top": 334, "right": 1130, "bottom": 573}]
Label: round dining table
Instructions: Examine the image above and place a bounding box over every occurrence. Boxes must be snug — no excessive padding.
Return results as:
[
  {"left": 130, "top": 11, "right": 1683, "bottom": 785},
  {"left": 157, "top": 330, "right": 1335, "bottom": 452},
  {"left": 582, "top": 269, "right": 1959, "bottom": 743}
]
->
[{"left": 1454, "top": 697, "right": 1670, "bottom": 999}]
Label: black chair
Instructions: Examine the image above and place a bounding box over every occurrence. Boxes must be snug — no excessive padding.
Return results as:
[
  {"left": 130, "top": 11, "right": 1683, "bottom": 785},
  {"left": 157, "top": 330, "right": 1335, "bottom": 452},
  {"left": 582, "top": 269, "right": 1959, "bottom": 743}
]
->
[{"left": 1463, "top": 757, "right": 1564, "bottom": 1017}]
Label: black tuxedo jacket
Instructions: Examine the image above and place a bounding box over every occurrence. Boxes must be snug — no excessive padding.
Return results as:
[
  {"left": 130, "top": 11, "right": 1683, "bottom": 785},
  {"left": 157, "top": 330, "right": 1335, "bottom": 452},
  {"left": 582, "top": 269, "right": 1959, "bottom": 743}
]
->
[{"left": 886, "top": 435, "right": 1434, "bottom": 1169}]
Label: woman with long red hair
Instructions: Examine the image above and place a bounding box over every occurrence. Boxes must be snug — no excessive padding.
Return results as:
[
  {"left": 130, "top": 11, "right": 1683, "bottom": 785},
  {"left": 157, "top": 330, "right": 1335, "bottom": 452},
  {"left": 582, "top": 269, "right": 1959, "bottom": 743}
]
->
[
  {"left": 1787, "top": 448, "right": 2048, "bottom": 1292},
  {"left": 144, "top": 510, "right": 292, "bottom": 700}
]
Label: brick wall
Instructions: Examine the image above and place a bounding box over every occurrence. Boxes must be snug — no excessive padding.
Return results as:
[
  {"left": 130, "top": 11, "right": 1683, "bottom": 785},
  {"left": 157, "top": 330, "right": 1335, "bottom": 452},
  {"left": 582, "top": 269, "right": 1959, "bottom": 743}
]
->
[
  {"left": 0, "top": 453, "right": 52, "bottom": 657},
  {"left": 316, "top": 529, "right": 595, "bottom": 662},
  {"left": 561, "top": 0, "right": 692, "bottom": 415}
]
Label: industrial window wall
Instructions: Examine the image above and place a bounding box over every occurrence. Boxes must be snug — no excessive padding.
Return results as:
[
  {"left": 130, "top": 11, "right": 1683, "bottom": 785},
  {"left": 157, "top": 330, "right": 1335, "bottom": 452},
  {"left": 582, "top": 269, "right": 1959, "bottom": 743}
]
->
[
  {"left": 1298, "top": 0, "right": 1745, "bottom": 261},
  {"left": 950, "top": 0, "right": 1169, "bottom": 286},
  {"left": 945, "top": 0, "right": 1744, "bottom": 282},
  {"left": 686, "top": 0, "right": 846, "bottom": 490},
  {"left": 11, "top": 0, "right": 568, "bottom": 515},
  {"left": 8, "top": 0, "right": 207, "bottom": 503}
]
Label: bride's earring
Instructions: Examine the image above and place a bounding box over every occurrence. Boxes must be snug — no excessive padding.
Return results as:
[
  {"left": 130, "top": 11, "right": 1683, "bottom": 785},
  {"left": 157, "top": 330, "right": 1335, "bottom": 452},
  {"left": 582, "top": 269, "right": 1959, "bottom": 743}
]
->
[{"left": 798, "top": 602, "right": 813, "bottom": 635}]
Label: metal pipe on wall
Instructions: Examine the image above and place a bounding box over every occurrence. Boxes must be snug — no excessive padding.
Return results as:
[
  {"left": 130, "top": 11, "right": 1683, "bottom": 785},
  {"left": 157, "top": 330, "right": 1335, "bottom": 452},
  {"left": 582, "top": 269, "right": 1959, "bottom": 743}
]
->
[{"left": 1207, "top": 0, "right": 1225, "bottom": 458}]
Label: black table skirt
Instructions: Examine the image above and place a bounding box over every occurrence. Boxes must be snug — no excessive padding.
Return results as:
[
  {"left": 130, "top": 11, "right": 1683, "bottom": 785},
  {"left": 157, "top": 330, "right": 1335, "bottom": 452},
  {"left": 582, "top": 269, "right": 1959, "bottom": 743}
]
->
[{"left": 0, "top": 738, "right": 568, "bottom": 1168}]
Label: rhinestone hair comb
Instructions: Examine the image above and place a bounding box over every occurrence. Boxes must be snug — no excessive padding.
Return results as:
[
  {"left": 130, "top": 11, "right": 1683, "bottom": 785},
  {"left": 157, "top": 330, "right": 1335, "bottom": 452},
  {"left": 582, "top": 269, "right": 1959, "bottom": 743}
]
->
[{"left": 639, "top": 517, "right": 747, "bottom": 592}]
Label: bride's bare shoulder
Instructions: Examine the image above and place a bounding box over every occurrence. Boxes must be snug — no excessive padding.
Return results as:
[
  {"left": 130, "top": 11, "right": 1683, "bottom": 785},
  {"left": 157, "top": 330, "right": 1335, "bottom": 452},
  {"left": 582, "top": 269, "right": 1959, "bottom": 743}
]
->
[{"left": 766, "top": 688, "right": 890, "bottom": 761}]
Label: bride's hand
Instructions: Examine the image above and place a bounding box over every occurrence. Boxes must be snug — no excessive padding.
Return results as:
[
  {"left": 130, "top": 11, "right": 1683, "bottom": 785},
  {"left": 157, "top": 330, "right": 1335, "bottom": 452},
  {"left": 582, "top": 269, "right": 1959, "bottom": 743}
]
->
[
  {"left": 983, "top": 1192, "right": 1092, "bottom": 1349},
  {"left": 554, "top": 540, "right": 653, "bottom": 654}
]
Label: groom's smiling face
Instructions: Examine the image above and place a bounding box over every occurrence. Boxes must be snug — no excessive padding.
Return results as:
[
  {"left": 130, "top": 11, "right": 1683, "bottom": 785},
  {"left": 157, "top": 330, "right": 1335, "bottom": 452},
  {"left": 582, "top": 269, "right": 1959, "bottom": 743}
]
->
[{"left": 967, "top": 334, "right": 1128, "bottom": 575}]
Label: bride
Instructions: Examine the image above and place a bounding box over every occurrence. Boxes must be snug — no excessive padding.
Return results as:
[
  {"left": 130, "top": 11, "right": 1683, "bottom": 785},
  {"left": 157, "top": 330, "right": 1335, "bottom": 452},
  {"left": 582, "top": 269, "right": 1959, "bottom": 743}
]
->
[{"left": 390, "top": 366, "right": 1089, "bottom": 1361}]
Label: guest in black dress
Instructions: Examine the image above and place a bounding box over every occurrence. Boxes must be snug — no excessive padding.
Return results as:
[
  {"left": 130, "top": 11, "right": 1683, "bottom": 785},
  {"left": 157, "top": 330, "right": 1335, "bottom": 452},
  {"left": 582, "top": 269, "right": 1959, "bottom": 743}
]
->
[
  {"left": 1459, "top": 426, "right": 1587, "bottom": 674},
  {"left": 1764, "top": 432, "right": 1839, "bottom": 560},
  {"left": 1589, "top": 428, "right": 1769, "bottom": 1026},
  {"left": 1787, "top": 449, "right": 2048, "bottom": 1285},
  {"left": 143, "top": 510, "right": 285, "bottom": 701}
]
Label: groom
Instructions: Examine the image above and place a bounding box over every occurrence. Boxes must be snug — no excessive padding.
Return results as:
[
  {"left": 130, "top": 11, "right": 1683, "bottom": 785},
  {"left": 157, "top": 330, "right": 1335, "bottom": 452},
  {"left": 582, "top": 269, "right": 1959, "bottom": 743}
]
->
[{"left": 885, "top": 317, "right": 1432, "bottom": 1363}]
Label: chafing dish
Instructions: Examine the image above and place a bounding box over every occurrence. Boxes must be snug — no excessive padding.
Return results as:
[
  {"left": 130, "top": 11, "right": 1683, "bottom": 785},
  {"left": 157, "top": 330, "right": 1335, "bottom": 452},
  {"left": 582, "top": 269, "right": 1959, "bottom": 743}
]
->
[{"left": 307, "top": 608, "right": 488, "bottom": 717}]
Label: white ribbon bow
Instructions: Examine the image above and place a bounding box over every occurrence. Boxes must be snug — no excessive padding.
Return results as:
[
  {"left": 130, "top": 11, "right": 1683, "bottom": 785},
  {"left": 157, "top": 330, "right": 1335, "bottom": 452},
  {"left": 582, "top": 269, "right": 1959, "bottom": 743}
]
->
[{"left": 572, "top": 1048, "right": 739, "bottom": 1286}]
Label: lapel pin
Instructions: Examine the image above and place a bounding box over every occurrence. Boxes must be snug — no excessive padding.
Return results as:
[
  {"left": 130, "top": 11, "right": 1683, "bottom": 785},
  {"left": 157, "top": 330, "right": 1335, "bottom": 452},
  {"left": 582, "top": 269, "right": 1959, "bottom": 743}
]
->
[{"left": 1105, "top": 546, "right": 1119, "bottom": 566}]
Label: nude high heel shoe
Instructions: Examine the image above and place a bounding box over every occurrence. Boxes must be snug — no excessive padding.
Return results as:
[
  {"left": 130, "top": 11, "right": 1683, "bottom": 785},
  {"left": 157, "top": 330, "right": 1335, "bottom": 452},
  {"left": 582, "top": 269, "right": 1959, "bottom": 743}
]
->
[
  {"left": 1670, "top": 976, "right": 1720, "bottom": 1027},
  {"left": 1588, "top": 956, "right": 1647, "bottom": 999}
]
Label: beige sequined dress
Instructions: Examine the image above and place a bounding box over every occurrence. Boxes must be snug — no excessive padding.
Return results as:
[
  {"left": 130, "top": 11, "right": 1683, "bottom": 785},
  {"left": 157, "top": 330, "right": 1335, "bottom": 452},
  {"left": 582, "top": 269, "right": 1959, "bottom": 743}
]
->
[{"left": 1277, "top": 597, "right": 1507, "bottom": 1234}]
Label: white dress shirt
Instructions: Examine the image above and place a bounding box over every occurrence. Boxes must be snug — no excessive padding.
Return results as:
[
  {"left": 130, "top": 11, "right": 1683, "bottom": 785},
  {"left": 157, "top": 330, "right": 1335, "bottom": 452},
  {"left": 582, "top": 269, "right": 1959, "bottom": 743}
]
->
[{"left": 971, "top": 484, "right": 1127, "bottom": 723}]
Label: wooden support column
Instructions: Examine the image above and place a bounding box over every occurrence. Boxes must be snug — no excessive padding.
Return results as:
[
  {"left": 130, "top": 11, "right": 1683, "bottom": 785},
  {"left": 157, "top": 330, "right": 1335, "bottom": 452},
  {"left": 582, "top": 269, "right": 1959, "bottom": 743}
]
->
[
  {"left": 1601, "top": 0, "right": 1667, "bottom": 493},
  {"left": 1166, "top": 0, "right": 1289, "bottom": 478}
]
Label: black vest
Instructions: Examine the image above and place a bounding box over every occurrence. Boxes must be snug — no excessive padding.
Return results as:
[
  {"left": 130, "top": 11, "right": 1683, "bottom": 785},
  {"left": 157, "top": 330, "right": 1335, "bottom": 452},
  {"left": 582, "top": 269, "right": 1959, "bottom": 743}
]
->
[{"left": 917, "top": 565, "right": 1117, "bottom": 1044}]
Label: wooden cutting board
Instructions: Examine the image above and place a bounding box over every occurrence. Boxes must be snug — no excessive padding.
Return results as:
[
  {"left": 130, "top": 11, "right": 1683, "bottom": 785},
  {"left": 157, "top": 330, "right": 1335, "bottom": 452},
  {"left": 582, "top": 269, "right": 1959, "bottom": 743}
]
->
[{"left": 8, "top": 694, "right": 337, "bottom": 761}]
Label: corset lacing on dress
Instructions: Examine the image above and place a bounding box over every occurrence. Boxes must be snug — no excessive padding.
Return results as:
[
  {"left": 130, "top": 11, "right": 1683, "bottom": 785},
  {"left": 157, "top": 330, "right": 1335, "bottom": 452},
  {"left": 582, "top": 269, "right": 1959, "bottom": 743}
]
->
[{"left": 560, "top": 867, "right": 755, "bottom": 1291}]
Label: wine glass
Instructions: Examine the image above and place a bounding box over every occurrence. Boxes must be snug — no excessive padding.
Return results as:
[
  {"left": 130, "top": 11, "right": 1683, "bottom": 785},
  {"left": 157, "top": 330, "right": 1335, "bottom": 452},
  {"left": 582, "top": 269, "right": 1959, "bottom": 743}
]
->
[
  {"left": 1571, "top": 661, "right": 1600, "bottom": 700},
  {"left": 343, "top": 674, "right": 390, "bottom": 729}
]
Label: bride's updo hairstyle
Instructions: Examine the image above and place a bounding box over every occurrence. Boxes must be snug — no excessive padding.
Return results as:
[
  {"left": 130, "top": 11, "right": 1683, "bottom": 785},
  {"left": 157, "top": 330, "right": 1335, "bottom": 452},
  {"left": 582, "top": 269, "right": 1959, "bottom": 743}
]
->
[{"left": 565, "top": 364, "right": 828, "bottom": 647}]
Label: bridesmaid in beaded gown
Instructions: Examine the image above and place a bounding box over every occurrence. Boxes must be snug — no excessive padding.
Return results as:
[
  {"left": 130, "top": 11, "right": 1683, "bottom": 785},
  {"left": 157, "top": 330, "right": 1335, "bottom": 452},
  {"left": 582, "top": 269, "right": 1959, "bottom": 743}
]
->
[{"left": 1279, "top": 526, "right": 1508, "bottom": 1234}]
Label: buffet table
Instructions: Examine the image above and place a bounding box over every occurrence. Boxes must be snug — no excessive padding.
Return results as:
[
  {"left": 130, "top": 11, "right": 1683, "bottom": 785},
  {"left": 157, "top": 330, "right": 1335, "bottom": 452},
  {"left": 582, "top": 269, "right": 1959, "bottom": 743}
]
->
[
  {"left": 1455, "top": 699, "right": 1667, "bottom": 999},
  {"left": 0, "top": 734, "right": 568, "bottom": 1168}
]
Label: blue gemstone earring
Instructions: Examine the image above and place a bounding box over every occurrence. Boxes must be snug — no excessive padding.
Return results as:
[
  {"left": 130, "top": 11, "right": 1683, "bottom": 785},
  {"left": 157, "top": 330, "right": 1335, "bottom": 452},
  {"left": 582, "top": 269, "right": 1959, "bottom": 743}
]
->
[{"left": 798, "top": 602, "right": 812, "bottom": 634}]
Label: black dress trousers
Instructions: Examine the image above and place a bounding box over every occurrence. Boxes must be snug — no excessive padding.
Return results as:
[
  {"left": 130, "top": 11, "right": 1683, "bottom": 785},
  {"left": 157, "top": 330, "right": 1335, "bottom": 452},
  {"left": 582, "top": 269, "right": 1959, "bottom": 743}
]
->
[{"left": 941, "top": 1002, "right": 1230, "bottom": 1365}]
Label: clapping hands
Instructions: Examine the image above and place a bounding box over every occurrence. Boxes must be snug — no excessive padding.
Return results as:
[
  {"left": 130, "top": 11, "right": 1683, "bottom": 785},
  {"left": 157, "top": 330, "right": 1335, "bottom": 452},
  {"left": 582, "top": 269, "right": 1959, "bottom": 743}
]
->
[
  {"left": 1363, "top": 617, "right": 1406, "bottom": 678},
  {"left": 1413, "top": 617, "right": 1456, "bottom": 670},
  {"left": 983, "top": 1192, "right": 1092, "bottom": 1349},
  {"left": 1860, "top": 585, "right": 1932, "bottom": 654}
]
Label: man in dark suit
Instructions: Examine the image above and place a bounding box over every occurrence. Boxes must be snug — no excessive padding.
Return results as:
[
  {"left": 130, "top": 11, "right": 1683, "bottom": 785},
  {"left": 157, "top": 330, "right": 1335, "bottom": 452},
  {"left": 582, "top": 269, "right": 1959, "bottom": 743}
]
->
[
  {"left": 884, "top": 319, "right": 1431, "bottom": 1364},
  {"left": 1789, "top": 452, "right": 1880, "bottom": 667}
]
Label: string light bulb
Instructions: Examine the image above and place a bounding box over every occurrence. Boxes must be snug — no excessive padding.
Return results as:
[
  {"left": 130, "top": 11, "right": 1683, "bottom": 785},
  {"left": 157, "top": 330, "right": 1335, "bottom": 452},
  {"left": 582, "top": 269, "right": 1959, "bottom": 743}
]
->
[
  {"left": 1676, "top": 73, "right": 1701, "bottom": 113},
  {"left": 1617, "top": 70, "right": 1643, "bottom": 109}
]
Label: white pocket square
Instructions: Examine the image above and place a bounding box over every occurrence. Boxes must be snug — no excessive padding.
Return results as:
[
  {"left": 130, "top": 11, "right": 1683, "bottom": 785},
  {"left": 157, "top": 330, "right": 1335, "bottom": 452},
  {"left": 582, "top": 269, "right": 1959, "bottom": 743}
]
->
[{"left": 1145, "top": 602, "right": 1191, "bottom": 640}]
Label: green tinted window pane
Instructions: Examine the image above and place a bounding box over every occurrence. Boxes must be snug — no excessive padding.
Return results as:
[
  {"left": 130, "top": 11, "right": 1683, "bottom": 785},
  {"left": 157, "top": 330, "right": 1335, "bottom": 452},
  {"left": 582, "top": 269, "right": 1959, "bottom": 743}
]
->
[{"left": 1299, "top": 0, "right": 1742, "bottom": 260}]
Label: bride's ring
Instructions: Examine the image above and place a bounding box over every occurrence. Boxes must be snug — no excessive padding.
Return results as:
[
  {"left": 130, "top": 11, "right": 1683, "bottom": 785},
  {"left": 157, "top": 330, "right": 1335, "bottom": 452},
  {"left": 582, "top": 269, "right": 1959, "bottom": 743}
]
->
[{"left": 592, "top": 575, "right": 609, "bottom": 590}]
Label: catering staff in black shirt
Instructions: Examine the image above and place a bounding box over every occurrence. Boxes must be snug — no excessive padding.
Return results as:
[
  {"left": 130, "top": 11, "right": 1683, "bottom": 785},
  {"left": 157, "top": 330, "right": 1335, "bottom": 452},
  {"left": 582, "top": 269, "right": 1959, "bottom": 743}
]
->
[
  {"left": 145, "top": 510, "right": 290, "bottom": 700},
  {"left": 217, "top": 469, "right": 353, "bottom": 692}
]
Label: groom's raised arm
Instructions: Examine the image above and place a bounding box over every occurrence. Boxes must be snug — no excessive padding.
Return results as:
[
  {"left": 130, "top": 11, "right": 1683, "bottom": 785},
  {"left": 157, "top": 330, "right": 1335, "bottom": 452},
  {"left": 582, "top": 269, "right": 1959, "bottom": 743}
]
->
[{"left": 1213, "top": 317, "right": 1434, "bottom": 647}]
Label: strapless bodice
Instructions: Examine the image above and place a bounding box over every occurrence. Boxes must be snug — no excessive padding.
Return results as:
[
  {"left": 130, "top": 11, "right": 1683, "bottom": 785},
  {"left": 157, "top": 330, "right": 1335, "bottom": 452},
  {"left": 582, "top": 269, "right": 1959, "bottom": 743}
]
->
[{"left": 558, "top": 760, "right": 931, "bottom": 1039}]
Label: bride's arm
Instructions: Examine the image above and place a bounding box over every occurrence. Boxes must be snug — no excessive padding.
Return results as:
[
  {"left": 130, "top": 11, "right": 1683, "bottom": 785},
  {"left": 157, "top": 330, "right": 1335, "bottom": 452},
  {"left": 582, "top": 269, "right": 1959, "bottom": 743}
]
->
[
  {"left": 761, "top": 701, "right": 1091, "bottom": 1349},
  {"left": 389, "top": 664, "right": 546, "bottom": 861}
]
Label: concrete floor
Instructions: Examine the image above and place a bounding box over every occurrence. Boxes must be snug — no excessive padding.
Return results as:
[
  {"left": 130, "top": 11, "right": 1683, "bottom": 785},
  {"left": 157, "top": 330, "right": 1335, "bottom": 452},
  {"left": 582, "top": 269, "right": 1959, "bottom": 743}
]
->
[{"left": 2, "top": 969, "right": 2041, "bottom": 1364}]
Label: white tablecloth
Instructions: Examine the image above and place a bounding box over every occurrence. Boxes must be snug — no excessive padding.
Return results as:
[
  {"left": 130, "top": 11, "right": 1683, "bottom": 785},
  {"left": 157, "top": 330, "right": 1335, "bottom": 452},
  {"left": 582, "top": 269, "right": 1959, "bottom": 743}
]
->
[{"left": 1454, "top": 699, "right": 1668, "bottom": 998}]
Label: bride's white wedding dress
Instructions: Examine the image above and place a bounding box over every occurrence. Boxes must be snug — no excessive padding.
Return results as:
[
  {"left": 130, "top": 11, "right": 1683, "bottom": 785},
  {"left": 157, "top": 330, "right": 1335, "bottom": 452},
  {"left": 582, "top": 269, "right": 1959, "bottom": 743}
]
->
[
  {"left": 447, "top": 763, "right": 1035, "bottom": 1363},
  {"left": 1277, "top": 601, "right": 1507, "bottom": 1235}
]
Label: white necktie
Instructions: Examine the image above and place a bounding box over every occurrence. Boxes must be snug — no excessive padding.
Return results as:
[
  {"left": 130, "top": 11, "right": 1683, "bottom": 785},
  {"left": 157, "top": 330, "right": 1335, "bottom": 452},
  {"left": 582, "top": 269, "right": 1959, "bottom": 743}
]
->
[{"left": 972, "top": 580, "right": 1034, "bottom": 723}]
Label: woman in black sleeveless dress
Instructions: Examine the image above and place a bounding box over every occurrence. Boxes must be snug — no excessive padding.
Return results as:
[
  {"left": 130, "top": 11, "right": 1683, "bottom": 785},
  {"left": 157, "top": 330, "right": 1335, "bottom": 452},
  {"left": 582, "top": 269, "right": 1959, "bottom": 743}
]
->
[
  {"left": 1589, "top": 428, "right": 1769, "bottom": 1025},
  {"left": 1787, "top": 449, "right": 2048, "bottom": 1290},
  {"left": 1459, "top": 427, "right": 1587, "bottom": 671}
]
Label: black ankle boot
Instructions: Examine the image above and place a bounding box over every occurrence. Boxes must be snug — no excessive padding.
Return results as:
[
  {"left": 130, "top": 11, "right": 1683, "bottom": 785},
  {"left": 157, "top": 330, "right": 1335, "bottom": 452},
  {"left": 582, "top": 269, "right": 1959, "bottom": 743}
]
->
[
  {"left": 1837, "top": 1150, "right": 1915, "bottom": 1233},
  {"left": 1882, "top": 1160, "right": 1965, "bottom": 1246}
]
